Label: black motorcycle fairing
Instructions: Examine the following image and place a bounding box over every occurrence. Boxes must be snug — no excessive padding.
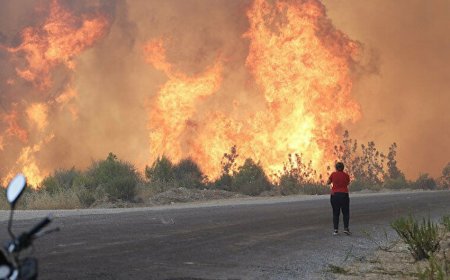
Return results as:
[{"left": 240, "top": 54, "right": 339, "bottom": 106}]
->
[
  {"left": 19, "top": 258, "right": 37, "bottom": 280},
  {"left": 0, "top": 249, "right": 13, "bottom": 279}
]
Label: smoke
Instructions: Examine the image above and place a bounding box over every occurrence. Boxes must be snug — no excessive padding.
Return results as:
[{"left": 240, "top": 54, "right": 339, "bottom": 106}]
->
[
  {"left": 0, "top": 0, "right": 447, "bottom": 185},
  {"left": 323, "top": 0, "right": 450, "bottom": 178}
]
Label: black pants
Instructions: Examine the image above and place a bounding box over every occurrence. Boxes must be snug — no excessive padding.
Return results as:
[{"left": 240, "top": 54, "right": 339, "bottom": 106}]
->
[{"left": 330, "top": 192, "right": 350, "bottom": 230}]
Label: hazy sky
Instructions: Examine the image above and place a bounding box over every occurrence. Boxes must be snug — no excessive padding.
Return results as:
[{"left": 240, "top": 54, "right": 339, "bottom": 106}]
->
[{"left": 323, "top": 0, "right": 450, "bottom": 178}]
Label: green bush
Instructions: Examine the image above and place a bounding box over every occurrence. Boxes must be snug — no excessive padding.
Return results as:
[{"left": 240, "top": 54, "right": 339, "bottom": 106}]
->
[
  {"left": 40, "top": 168, "right": 82, "bottom": 194},
  {"left": 85, "top": 153, "right": 140, "bottom": 201},
  {"left": 104, "top": 176, "right": 137, "bottom": 201},
  {"left": 75, "top": 186, "right": 96, "bottom": 207},
  {"left": 413, "top": 174, "right": 437, "bottom": 190},
  {"left": 232, "top": 158, "right": 273, "bottom": 196},
  {"left": 349, "top": 179, "right": 381, "bottom": 192},
  {"left": 278, "top": 174, "right": 328, "bottom": 196},
  {"left": 173, "top": 158, "right": 205, "bottom": 189},
  {"left": 391, "top": 216, "right": 440, "bottom": 260},
  {"left": 279, "top": 174, "right": 300, "bottom": 195},
  {"left": 349, "top": 179, "right": 364, "bottom": 191},
  {"left": 145, "top": 156, "right": 175, "bottom": 183},
  {"left": 383, "top": 176, "right": 410, "bottom": 190},
  {"left": 214, "top": 174, "right": 233, "bottom": 191}
]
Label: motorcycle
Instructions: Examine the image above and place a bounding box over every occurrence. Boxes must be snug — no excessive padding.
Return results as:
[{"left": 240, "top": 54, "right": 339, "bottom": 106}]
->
[{"left": 0, "top": 174, "right": 59, "bottom": 280}]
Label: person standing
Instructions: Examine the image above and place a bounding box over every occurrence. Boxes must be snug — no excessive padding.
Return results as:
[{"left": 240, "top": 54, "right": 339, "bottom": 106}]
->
[{"left": 327, "top": 162, "right": 351, "bottom": 236}]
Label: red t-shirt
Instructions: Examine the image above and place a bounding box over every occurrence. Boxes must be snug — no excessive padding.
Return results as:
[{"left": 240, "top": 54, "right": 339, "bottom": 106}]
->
[{"left": 329, "top": 171, "right": 350, "bottom": 194}]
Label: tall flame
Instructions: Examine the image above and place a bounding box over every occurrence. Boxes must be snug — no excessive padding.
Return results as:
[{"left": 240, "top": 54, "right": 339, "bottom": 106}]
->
[
  {"left": 1, "top": 0, "right": 108, "bottom": 187},
  {"left": 144, "top": 39, "right": 223, "bottom": 165},
  {"left": 243, "top": 0, "right": 361, "bottom": 174},
  {"left": 6, "top": 0, "right": 108, "bottom": 90},
  {"left": 145, "top": 0, "right": 361, "bottom": 179}
]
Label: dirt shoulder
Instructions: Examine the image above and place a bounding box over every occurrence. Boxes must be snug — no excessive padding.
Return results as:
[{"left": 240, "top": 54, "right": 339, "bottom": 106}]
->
[{"left": 334, "top": 230, "right": 450, "bottom": 279}]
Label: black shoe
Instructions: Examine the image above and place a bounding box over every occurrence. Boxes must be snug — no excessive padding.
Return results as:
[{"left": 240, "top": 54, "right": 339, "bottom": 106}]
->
[
  {"left": 343, "top": 228, "right": 352, "bottom": 235},
  {"left": 333, "top": 230, "right": 339, "bottom": 236}
]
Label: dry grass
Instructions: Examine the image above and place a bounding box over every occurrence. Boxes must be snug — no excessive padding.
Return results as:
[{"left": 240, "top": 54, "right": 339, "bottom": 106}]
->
[{"left": 20, "top": 190, "right": 82, "bottom": 210}]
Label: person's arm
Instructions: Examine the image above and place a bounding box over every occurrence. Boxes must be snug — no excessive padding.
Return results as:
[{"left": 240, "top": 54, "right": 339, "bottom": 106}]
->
[{"left": 326, "top": 173, "right": 332, "bottom": 185}]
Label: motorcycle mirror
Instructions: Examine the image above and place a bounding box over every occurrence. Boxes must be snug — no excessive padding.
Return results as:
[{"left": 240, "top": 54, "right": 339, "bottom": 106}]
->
[{"left": 6, "top": 174, "right": 27, "bottom": 207}]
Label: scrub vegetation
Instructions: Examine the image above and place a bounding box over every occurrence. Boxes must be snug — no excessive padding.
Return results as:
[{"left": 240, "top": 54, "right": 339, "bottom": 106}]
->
[
  {"left": 1, "top": 131, "right": 448, "bottom": 210},
  {"left": 334, "top": 215, "right": 450, "bottom": 279}
]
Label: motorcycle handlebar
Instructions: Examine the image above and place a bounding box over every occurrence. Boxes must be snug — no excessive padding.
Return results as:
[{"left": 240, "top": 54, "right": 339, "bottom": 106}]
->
[
  {"left": 28, "top": 216, "right": 52, "bottom": 237},
  {"left": 8, "top": 216, "right": 54, "bottom": 253}
]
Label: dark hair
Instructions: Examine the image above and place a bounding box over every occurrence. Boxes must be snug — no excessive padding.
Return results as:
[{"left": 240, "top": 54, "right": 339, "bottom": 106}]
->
[{"left": 335, "top": 162, "right": 344, "bottom": 171}]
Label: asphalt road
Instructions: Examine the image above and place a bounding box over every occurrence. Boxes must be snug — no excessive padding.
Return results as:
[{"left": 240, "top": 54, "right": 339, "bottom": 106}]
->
[{"left": 3, "top": 191, "right": 450, "bottom": 279}]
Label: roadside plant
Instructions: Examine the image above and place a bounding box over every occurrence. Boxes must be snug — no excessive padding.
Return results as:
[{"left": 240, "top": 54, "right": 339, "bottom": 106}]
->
[
  {"left": 40, "top": 167, "right": 82, "bottom": 194},
  {"left": 417, "top": 254, "right": 449, "bottom": 280},
  {"left": 383, "top": 176, "right": 410, "bottom": 190},
  {"left": 232, "top": 158, "right": 272, "bottom": 196},
  {"left": 442, "top": 216, "right": 450, "bottom": 232},
  {"left": 173, "top": 158, "right": 205, "bottom": 189},
  {"left": 440, "top": 162, "right": 450, "bottom": 189},
  {"left": 215, "top": 145, "right": 239, "bottom": 190},
  {"left": 391, "top": 216, "right": 440, "bottom": 260},
  {"left": 412, "top": 174, "right": 437, "bottom": 190},
  {"left": 145, "top": 155, "right": 175, "bottom": 183},
  {"left": 85, "top": 153, "right": 140, "bottom": 201},
  {"left": 327, "top": 264, "right": 349, "bottom": 275}
]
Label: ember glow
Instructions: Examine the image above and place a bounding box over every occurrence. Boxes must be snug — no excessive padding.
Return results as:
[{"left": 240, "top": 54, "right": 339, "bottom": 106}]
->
[{"left": 1, "top": 0, "right": 365, "bottom": 187}]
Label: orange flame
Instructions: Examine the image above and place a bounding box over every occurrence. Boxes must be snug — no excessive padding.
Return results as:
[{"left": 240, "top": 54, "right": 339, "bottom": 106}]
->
[
  {"left": 2, "top": 134, "right": 55, "bottom": 188},
  {"left": 145, "top": 0, "right": 361, "bottom": 179},
  {"left": 243, "top": 0, "right": 361, "bottom": 174},
  {"left": 26, "top": 103, "right": 49, "bottom": 132},
  {"left": 2, "top": 108, "right": 28, "bottom": 143},
  {"left": 6, "top": 0, "right": 108, "bottom": 89},
  {"left": 1, "top": 0, "right": 108, "bottom": 187},
  {"left": 144, "top": 39, "right": 223, "bottom": 166}
]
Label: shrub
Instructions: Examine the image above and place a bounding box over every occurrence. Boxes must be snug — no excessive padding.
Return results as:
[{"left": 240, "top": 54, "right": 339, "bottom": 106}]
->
[
  {"left": 279, "top": 174, "right": 300, "bottom": 195},
  {"left": 349, "top": 179, "right": 365, "bottom": 192},
  {"left": 214, "top": 146, "right": 239, "bottom": 191},
  {"left": 438, "top": 162, "right": 450, "bottom": 189},
  {"left": 278, "top": 174, "right": 328, "bottom": 196},
  {"left": 214, "top": 174, "right": 233, "bottom": 191},
  {"left": 173, "top": 158, "right": 205, "bottom": 189},
  {"left": 232, "top": 158, "right": 273, "bottom": 196},
  {"left": 85, "top": 153, "right": 140, "bottom": 201},
  {"left": 349, "top": 179, "right": 381, "bottom": 192},
  {"left": 40, "top": 168, "right": 82, "bottom": 194},
  {"left": 145, "top": 156, "right": 174, "bottom": 183},
  {"left": 383, "top": 176, "right": 410, "bottom": 190},
  {"left": 391, "top": 216, "right": 440, "bottom": 260},
  {"left": 413, "top": 174, "right": 437, "bottom": 190},
  {"left": 104, "top": 176, "right": 137, "bottom": 201},
  {"left": 75, "top": 186, "right": 96, "bottom": 207}
]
